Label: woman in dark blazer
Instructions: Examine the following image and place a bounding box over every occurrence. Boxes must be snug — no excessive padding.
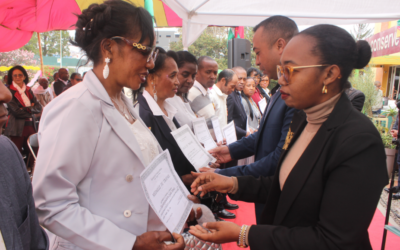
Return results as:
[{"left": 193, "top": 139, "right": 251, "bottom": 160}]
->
[
  {"left": 136, "top": 48, "right": 196, "bottom": 189},
  {"left": 188, "top": 24, "right": 388, "bottom": 249},
  {"left": 5, "top": 65, "right": 42, "bottom": 156}
]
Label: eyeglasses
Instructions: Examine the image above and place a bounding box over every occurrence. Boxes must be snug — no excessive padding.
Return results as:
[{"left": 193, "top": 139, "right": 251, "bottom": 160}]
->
[
  {"left": 110, "top": 36, "right": 158, "bottom": 63},
  {"left": 74, "top": 78, "right": 83, "bottom": 82},
  {"left": 260, "top": 78, "right": 269, "bottom": 82},
  {"left": 277, "top": 64, "right": 329, "bottom": 82},
  {"left": 13, "top": 74, "right": 24, "bottom": 78}
]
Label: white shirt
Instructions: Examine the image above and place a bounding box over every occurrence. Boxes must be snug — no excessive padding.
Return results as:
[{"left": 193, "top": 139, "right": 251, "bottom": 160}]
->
[
  {"left": 143, "top": 90, "right": 178, "bottom": 131},
  {"left": 187, "top": 81, "right": 215, "bottom": 120},
  {"left": 166, "top": 94, "right": 197, "bottom": 129},
  {"left": 209, "top": 84, "right": 228, "bottom": 127}
]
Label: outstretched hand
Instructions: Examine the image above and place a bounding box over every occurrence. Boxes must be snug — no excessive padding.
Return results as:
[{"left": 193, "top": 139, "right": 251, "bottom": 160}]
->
[
  {"left": 190, "top": 172, "right": 234, "bottom": 197},
  {"left": 133, "top": 232, "right": 185, "bottom": 250},
  {"left": 189, "top": 222, "right": 241, "bottom": 244},
  {"left": 208, "top": 145, "right": 231, "bottom": 164}
]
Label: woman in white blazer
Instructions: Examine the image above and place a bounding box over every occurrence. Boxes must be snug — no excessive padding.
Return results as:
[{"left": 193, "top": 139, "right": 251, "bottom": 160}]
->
[{"left": 32, "top": 1, "right": 187, "bottom": 250}]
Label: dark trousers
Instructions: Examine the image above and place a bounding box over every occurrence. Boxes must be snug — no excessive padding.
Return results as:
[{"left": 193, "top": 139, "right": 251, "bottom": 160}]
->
[{"left": 9, "top": 125, "right": 36, "bottom": 159}]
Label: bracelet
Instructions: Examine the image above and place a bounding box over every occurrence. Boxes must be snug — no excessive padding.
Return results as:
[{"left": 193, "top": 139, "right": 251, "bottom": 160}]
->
[{"left": 237, "top": 225, "right": 249, "bottom": 248}]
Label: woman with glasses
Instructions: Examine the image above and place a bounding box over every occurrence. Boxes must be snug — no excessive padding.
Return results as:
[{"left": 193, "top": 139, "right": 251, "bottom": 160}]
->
[
  {"left": 259, "top": 75, "right": 271, "bottom": 100},
  {"left": 188, "top": 24, "right": 388, "bottom": 249},
  {"left": 32, "top": 2, "right": 186, "bottom": 250},
  {"left": 5, "top": 65, "right": 42, "bottom": 158},
  {"left": 166, "top": 51, "right": 198, "bottom": 129},
  {"left": 136, "top": 48, "right": 197, "bottom": 190}
]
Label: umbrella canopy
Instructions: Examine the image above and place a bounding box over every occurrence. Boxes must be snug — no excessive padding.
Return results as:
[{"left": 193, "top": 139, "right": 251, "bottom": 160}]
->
[
  {"left": 0, "top": 0, "right": 182, "bottom": 52},
  {"left": 163, "top": 0, "right": 400, "bottom": 49}
]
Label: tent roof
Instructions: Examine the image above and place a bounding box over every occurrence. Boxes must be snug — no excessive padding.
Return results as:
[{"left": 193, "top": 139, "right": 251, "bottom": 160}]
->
[{"left": 163, "top": 0, "right": 400, "bottom": 48}]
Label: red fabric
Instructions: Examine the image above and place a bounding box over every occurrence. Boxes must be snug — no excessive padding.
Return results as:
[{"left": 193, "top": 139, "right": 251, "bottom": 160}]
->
[
  {"left": 9, "top": 84, "right": 32, "bottom": 107},
  {"left": 251, "top": 88, "right": 262, "bottom": 106},
  {"left": 234, "top": 26, "right": 244, "bottom": 39}
]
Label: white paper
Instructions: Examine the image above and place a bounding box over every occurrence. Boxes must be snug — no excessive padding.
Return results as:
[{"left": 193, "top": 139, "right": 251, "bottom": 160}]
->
[
  {"left": 192, "top": 117, "right": 218, "bottom": 151},
  {"left": 259, "top": 98, "right": 267, "bottom": 114},
  {"left": 140, "top": 150, "right": 193, "bottom": 234},
  {"left": 171, "top": 124, "right": 216, "bottom": 171},
  {"left": 211, "top": 116, "right": 224, "bottom": 143},
  {"left": 222, "top": 121, "right": 237, "bottom": 145}
]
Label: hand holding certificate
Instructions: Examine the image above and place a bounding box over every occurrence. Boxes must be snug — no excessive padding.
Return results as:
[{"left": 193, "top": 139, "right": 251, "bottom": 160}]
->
[
  {"left": 192, "top": 117, "right": 218, "bottom": 151},
  {"left": 171, "top": 124, "right": 216, "bottom": 172},
  {"left": 140, "top": 150, "right": 193, "bottom": 234},
  {"left": 222, "top": 121, "right": 237, "bottom": 145}
]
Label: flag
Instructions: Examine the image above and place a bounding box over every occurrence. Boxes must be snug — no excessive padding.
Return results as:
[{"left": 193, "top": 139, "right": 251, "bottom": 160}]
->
[
  {"left": 227, "top": 28, "right": 235, "bottom": 47},
  {"left": 234, "top": 26, "right": 244, "bottom": 39},
  {"left": 397, "top": 20, "right": 400, "bottom": 38}
]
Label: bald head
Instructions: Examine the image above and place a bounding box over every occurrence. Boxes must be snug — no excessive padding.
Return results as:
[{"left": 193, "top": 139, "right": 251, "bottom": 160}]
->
[
  {"left": 253, "top": 15, "right": 298, "bottom": 48},
  {"left": 58, "top": 68, "right": 69, "bottom": 81},
  {"left": 38, "top": 77, "right": 49, "bottom": 89}
]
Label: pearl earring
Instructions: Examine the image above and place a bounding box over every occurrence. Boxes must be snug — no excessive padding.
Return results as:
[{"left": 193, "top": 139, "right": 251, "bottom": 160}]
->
[{"left": 103, "top": 58, "right": 110, "bottom": 79}]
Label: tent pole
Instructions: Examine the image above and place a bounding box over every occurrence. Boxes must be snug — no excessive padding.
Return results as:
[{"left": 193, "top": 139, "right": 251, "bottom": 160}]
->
[{"left": 37, "top": 32, "right": 44, "bottom": 76}]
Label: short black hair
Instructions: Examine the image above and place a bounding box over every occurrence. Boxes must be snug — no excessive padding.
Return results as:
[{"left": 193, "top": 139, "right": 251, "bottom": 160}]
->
[
  {"left": 176, "top": 51, "right": 197, "bottom": 68},
  {"left": 300, "top": 24, "right": 371, "bottom": 89},
  {"left": 218, "top": 69, "right": 235, "bottom": 86},
  {"left": 7, "top": 65, "right": 29, "bottom": 86},
  {"left": 246, "top": 67, "right": 262, "bottom": 77},
  {"left": 72, "top": 0, "right": 155, "bottom": 65},
  {"left": 71, "top": 72, "right": 81, "bottom": 80},
  {"left": 253, "top": 15, "right": 299, "bottom": 47},
  {"left": 198, "top": 56, "right": 215, "bottom": 70},
  {"left": 53, "top": 72, "right": 58, "bottom": 79}
]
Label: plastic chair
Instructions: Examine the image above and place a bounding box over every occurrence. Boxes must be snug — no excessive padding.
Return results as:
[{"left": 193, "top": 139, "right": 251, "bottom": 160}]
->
[{"left": 26, "top": 133, "right": 38, "bottom": 177}]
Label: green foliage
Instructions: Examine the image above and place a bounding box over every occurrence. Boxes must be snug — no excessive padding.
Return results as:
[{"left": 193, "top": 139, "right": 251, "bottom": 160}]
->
[
  {"left": 349, "top": 68, "right": 376, "bottom": 116},
  {"left": 350, "top": 24, "right": 374, "bottom": 41},
  {"left": 23, "top": 31, "right": 71, "bottom": 57},
  {"left": 170, "top": 27, "right": 257, "bottom": 70},
  {"left": 382, "top": 106, "right": 398, "bottom": 119},
  {"left": 375, "top": 123, "right": 397, "bottom": 149},
  {"left": 268, "top": 79, "right": 278, "bottom": 90}
]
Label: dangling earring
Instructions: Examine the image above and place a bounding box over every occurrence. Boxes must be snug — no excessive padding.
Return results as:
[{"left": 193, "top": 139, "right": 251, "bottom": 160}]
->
[
  {"left": 103, "top": 58, "right": 110, "bottom": 79},
  {"left": 322, "top": 85, "right": 328, "bottom": 94},
  {"left": 153, "top": 82, "right": 158, "bottom": 101}
]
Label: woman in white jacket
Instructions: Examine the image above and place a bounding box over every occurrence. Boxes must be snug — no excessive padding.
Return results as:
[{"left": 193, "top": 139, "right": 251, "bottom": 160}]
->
[{"left": 32, "top": 1, "right": 187, "bottom": 250}]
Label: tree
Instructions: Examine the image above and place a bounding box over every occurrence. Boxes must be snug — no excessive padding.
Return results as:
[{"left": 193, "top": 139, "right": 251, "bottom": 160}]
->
[
  {"left": 23, "top": 31, "right": 71, "bottom": 57},
  {"left": 350, "top": 24, "right": 374, "bottom": 41},
  {"left": 0, "top": 49, "right": 38, "bottom": 79}
]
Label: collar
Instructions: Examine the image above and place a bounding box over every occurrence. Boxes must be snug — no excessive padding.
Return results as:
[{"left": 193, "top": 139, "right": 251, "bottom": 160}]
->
[
  {"left": 83, "top": 70, "right": 113, "bottom": 106},
  {"left": 143, "top": 90, "right": 177, "bottom": 118},
  {"left": 212, "top": 84, "right": 225, "bottom": 97},
  {"left": 59, "top": 78, "right": 68, "bottom": 85},
  {"left": 194, "top": 80, "right": 208, "bottom": 96}
]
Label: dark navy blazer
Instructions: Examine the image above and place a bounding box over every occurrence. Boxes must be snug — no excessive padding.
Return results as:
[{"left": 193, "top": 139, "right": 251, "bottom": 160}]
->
[
  {"left": 137, "top": 93, "right": 196, "bottom": 180},
  {"left": 218, "top": 88, "right": 296, "bottom": 178},
  {"left": 227, "top": 91, "right": 247, "bottom": 140}
]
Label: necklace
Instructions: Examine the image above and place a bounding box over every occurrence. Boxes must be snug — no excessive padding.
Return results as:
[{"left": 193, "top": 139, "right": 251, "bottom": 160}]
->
[{"left": 111, "top": 97, "right": 134, "bottom": 121}]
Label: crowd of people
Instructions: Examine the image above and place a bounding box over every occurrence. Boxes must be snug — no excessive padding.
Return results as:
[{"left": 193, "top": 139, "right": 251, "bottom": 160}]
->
[{"left": 0, "top": 0, "right": 391, "bottom": 249}]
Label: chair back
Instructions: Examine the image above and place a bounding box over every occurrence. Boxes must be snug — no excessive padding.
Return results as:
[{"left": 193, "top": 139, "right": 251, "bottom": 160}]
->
[{"left": 27, "top": 133, "right": 38, "bottom": 160}]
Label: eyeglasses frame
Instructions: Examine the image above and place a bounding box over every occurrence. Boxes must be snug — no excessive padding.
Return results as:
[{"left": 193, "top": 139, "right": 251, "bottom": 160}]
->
[
  {"left": 277, "top": 64, "right": 329, "bottom": 82},
  {"left": 110, "top": 36, "right": 158, "bottom": 63}
]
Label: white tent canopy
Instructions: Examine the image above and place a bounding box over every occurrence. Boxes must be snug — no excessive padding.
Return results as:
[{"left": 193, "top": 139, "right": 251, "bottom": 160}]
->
[{"left": 162, "top": 0, "right": 400, "bottom": 49}]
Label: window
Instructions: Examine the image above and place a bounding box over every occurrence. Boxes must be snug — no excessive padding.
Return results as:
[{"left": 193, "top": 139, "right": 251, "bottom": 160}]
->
[
  {"left": 166, "top": 35, "right": 171, "bottom": 38},
  {"left": 175, "top": 34, "right": 180, "bottom": 38}
]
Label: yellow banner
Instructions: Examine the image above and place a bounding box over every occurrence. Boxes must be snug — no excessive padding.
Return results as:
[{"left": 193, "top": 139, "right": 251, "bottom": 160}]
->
[{"left": 0, "top": 66, "right": 40, "bottom": 72}]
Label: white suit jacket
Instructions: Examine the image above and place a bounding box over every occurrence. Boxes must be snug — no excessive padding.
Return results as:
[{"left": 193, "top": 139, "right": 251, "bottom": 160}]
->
[{"left": 32, "top": 70, "right": 165, "bottom": 250}]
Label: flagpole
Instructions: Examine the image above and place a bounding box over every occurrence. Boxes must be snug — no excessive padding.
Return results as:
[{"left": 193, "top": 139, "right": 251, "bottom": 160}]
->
[{"left": 37, "top": 32, "right": 44, "bottom": 76}]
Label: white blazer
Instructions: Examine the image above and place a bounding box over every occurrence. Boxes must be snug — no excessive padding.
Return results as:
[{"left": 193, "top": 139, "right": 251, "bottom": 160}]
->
[{"left": 32, "top": 70, "right": 165, "bottom": 250}]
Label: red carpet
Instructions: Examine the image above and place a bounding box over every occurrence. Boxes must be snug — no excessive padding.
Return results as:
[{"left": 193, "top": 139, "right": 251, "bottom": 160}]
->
[{"left": 222, "top": 198, "right": 399, "bottom": 249}]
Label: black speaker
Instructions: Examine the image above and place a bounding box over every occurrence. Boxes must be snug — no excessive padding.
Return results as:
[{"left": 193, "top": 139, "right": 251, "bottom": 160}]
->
[{"left": 228, "top": 38, "right": 251, "bottom": 69}]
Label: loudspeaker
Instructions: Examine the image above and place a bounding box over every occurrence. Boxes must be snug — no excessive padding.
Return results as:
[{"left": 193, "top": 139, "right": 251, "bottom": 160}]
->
[{"left": 228, "top": 38, "right": 251, "bottom": 69}]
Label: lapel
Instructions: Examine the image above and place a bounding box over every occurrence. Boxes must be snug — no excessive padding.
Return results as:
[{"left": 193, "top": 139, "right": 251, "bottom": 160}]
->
[
  {"left": 255, "top": 91, "right": 282, "bottom": 147},
  {"left": 9, "top": 85, "right": 26, "bottom": 107},
  {"left": 233, "top": 91, "right": 246, "bottom": 118},
  {"left": 273, "top": 93, "right": 352, "bottom": 224},
  {"left": 84, "top": 71, "right": 147, "bottom": 167}
]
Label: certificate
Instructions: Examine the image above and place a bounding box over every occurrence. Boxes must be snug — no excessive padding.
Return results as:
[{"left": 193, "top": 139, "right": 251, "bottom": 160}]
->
[
  {"left": 171, "top": 124, "right": 216, "bottom": 171},
  {"left": 140, "top": 150, "right": 193, "bottom": 234},
  {"left": 192, "top": 117, "right": 217, "bottom": 151},
  {"left": 258, "top": 98, "right": 267, "bottom": 114},
  {"left": 222, "top": 121, "right": 237, "bottom": 145},
  {"left": 211, "top": 116, "right": 224, "bottom": 143}
]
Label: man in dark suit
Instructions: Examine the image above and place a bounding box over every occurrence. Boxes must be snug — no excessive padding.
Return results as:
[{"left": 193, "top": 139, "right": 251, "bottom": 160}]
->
[
  {"left": 227, "top": 66, "right": 248, "bottom": 140},
  {"left": 208, "top": 16, "right": 298, "bottom": 223},
  {"left": 0, "top": 81, "right": 48, "bottom": 250},
  {"left": 53, "top": 68, "right": 70, "bottom": 96}
]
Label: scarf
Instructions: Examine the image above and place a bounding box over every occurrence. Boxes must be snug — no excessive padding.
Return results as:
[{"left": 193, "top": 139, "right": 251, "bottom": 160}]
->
[{"left": 12, "top": 81, "right": 31, "bottom": 107}]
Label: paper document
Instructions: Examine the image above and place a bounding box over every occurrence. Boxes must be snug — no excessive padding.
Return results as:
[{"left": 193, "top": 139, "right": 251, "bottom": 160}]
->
[
  {"left": 259, "top": 98, "right": 267, "bottom": 114},
  {"left": 192, "top": 117, "right": 218, "bottom": 151},
  {"left": 222, "top": 121, "right": 237, "bottom": 145},
  {"left": 211, "top": 116, "right": 224, "bottom": 143},
  {"left": 171, "top": 124, "right": 216, "bottom": 171},
  {"left": 140, "top": 150, "right": 193, "bottom": 234}
]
